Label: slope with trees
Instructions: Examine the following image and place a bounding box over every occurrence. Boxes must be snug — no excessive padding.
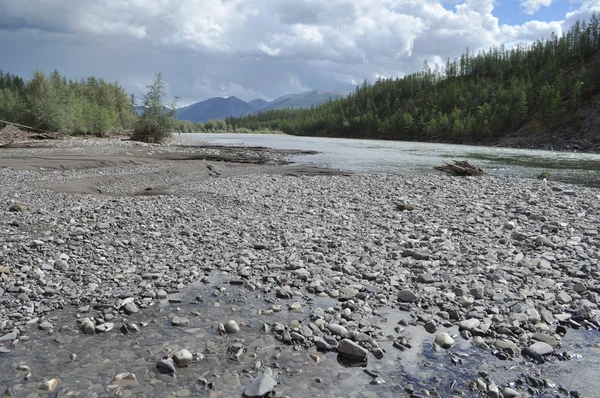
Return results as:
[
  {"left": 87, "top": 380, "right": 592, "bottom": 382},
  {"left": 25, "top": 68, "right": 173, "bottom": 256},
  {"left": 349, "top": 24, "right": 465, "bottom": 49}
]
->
[
  {"left": 0, "top": 69, "right": 136, "bottom": 136},
  {"left": 228, "top": 14, "right": 600, "bottom": 151}
]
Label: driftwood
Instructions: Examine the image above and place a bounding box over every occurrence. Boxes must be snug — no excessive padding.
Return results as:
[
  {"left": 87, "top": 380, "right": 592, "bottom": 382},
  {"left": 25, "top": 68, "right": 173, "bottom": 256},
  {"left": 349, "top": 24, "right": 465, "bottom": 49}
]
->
[
  {"left": 434, "top": 160, "right": 485, "bottom": 176},
  {"left": 0, "top": 122, "right": 60, "bottom": 148}
]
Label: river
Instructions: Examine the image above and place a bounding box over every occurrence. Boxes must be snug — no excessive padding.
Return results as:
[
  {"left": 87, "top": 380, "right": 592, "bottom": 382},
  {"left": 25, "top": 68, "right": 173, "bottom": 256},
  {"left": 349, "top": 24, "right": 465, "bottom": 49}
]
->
[{"left": 187, "top": 133, "right": 600, "bottom": 187}]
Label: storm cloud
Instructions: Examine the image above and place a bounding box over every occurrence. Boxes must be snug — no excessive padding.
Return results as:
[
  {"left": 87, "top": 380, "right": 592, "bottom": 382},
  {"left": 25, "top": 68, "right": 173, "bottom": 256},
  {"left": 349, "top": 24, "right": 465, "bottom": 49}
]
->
[{"left": 0, "top": 0, "right": 598, "bottom": 104}]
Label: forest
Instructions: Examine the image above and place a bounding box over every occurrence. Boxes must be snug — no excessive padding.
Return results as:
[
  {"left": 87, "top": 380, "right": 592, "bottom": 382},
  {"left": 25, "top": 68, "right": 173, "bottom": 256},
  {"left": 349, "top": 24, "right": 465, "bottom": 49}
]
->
[
  {"left": 228, "top": 14, "right": 600, "bottom": 144},
  {"left": 0, "top": 69, "right": 138, "bottom": 136}
]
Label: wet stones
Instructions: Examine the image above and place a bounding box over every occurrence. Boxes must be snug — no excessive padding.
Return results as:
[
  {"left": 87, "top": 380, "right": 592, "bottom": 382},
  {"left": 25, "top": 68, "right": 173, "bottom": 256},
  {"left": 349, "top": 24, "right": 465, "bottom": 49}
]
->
[
  {"left": 337, "top": 339, "right": 368, "bottom": 361},
  {"left": 434, "top": 333, "right": 455, "bottom": 349},
  {"left": 243, "top": 372, "right": 277, "bottom": 398},
  {"left": 173, "top": 349, "right": 193, "bottom": 367},
  {"left": 156, "top": 358, "right": 176, "bottom": 374},
  {"left": 224, "top": 320, "right": 240, "bottom": 333},
  {"left": 79, "top": 318, "right": 95, "bottom": 335}
]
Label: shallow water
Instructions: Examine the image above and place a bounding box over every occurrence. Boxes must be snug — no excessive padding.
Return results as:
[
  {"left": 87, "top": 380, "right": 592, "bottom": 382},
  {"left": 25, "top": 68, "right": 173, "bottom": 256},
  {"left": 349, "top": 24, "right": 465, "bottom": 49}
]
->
[
  {"left": 186, "top": 134, "right": 600, "bottom": 187},
  {"left": 1, "top": 272, "right": 599, "bottom": 397}
]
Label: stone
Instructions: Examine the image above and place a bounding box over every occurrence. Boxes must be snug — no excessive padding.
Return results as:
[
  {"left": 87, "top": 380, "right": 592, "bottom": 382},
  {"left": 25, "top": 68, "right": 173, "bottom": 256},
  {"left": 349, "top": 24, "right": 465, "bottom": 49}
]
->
[
  {"left": 459, "top": 319, "right": 480, "bottom": 331},
  {"left": 434, "top": 333, "right": 455, "bottom": 349},
  {"left": 38, "top": 379, "right": 58, "bottom": 392},
  {"left": 38, "top": 321, "right": 53, "bottom": 331},
  {"left": 502, "top": 387, "right": 521, "bottom": 398},
  {"left": 526, "top": 341, "right": 554, "bottom": 356},
  {"left": 172, "top": 317, "right": 189, "bottom": 327},
  {"left": 0, "top": 330, "right": 18, "bottom": 342},
  {"left": 338, "top": 339, "right": 368, "bottom": 360},
  {"left": 418, "top": 273, "right": 436, "bottom": 283},
  {"left": 327, "top": 324, "right": 348, "bottom": 336},
  {"left": 397, "top": 289, "right": 418, "bottom": 303},
  {"left": 8, "top": 204, "right": 26, "bottom": 212},
  {"left": 79, "top": 319, "right": 95, "bottom": 335},
  {"left": 95, "top": 322, "right": 114, "bottom": 333},
  {"left": 556, "top": 292, "right": 572, "bottom": 304},
  {"left": 0, "top": 266, "right": 9, "bottom": 274},
  {"left": 111, "top": 372, "right": 139, "bottom": 388},
  {"left": 173, "top": 349, "right": 193, "bottom": 367},
  {"left": 122, "top": 302, "right": 140, "bottom": 315},
  {"left": 156, "top": 358, "right": 176, "bottom": 374},
  {"left": 156, "top": 289, "right": 168, "bottom": 299},
  {"left": 225, "top": 320, "right": 240, "bottom": 333},
  {"left": 532, "top": 333, "right": 558, "bottom": 348},
  {"left": 243, "top": 372, "right": 277, "bottom": 398}
]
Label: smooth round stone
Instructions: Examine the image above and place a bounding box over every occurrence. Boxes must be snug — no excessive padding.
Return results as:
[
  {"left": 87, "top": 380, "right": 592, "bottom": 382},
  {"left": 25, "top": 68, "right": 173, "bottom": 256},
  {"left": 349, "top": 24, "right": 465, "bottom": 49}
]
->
[
  {"left": 527, "top": 341, "right": 554, "bottom": 356},
  {"left": 122, "top": 302, "right": 139, "bottom": 315},
  {"left": 225, "top": 320, "right": 240, "bottom": 333},
  {"left": 459, "top": 319, "right": 481, "bottom": 331},
  {"left": 172, "top": 317, "right": 189, "bottom": 327},
  {"left": 327, "top": 324, "right": 348, "bottom": 336},
  {"left": 434, "top": 333, "right": 455, "bottom": 349}
]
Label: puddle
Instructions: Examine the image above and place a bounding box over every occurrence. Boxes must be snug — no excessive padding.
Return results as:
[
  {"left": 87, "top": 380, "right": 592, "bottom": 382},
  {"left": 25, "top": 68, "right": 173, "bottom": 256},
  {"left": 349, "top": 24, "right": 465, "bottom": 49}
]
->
[{"left": 1, "top": 273, "right": 599, "bottom": 397}]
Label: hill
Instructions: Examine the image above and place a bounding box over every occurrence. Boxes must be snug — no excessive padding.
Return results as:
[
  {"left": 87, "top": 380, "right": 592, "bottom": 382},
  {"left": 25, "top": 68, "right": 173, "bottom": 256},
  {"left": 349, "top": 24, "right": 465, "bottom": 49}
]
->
[
  {"left": 176, "top": 90, "right": 344, "bottom": 123},
  {"left": 176, "top": 96, "right": 253, "bottom": 123},
  {"left": 229, "top": 15, "right": 600, "bottom": 152}
]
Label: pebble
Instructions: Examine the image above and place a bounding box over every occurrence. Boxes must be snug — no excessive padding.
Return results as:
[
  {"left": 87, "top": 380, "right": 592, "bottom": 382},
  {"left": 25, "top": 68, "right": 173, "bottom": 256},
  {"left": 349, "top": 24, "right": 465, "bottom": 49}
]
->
[
  {"left": 173, "top": 349, "right": 193, "bottom": 367},
  {"left": 224, "top": 320, "right": 240, "bottom": 333},
  {"left": 338, "top": 339, "right": 368, "bottom": 360},
  {"left": 243, "top": 372, "right": 278, "bottom": 398},
  {"left": 172, "top": 317, "right": 189, "bottom": 327},
  {"left": 434, "top": 333, "right": 455, "bottom": 349}
]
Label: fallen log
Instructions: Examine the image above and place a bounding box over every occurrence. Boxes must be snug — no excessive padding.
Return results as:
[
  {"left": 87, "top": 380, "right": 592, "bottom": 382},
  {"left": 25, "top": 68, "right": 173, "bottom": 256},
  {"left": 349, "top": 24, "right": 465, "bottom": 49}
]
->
[{"left": 434, "top": 160, "right": 485, "bottom": 176}]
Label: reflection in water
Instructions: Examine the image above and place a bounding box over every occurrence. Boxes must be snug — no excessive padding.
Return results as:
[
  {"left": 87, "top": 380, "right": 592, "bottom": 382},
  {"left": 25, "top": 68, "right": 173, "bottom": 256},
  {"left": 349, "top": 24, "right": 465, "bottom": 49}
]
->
[
  {"left": 187, "top": 133, "right": 600, "bottom": 187},
  {"left": 1, "top": 276, "right": 599, "bottom": 397}
]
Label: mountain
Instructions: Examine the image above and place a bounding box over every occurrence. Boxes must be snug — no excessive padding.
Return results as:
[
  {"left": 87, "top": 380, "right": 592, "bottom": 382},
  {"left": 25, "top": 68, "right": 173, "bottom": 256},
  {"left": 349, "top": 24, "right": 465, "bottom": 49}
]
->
[
  {"left": 259, "top": 90, "right": 344, "bottom": 112},
  {"left": 176, "top": 96, "right": 253, "bottom": 123},
  {"left": 247, "top": 99, "right": 269, "bottom": 110},
  {"left": 176, "top": 90, "right": 344, "bottom": 123}
]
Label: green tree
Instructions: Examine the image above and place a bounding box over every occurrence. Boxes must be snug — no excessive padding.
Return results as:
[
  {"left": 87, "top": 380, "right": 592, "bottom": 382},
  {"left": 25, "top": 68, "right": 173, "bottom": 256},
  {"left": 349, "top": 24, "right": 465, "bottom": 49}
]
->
[{"left": 132, "top": 72, "right": 176, "bottom": 143}]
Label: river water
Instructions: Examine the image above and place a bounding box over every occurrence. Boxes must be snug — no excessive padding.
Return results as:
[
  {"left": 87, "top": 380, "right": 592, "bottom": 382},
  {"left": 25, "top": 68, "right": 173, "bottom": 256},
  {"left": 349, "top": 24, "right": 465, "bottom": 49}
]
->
[{"left": 186, "top": 133, "right": 600, "bottom": 187}]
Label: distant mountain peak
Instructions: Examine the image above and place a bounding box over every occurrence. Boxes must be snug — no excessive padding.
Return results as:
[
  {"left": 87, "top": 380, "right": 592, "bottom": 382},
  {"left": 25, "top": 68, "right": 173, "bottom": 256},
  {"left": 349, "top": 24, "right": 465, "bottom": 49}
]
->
[{"left": 176, "top": 89, "right": 344, "bottom": 123}]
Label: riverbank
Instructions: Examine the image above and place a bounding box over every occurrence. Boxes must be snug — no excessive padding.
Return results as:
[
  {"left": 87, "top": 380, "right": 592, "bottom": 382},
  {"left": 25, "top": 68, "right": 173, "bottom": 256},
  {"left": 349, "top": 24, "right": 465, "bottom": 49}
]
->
[{"left": 1, "top": 138, "right": 599, "bottom": 397}]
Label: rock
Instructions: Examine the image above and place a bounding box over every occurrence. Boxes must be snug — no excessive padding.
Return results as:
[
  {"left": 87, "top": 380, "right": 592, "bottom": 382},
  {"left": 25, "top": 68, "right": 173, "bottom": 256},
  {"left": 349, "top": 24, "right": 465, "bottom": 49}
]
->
[
  {"left": 397, "top": 289, "right": 418, "bottom": 303},
  {"left": 38, "top": 378, "right": 58, "bottom": 392},
  {"left": 122, "top": 302, "right": 140, "bottom": 315},
  {"left": 526, "top": 341, "right": 554, "bottom": 356},
  {"left": 8, "top": 203, "right": 26, "bottom": 212},
  {"left": 434, "top": 333, "right": 455, "bottom": 349},
  {"left": 173, "top": 349, "right": 193, "bottom": 367},
  {"left": 95, "top": 322, "right": 114, "bottom": 333},
  {"left": 38, "top": 321, "right": 53, "bottom": 331},
  {"left": 418, "top": 273, "right": 436, "bottom": 283},
  {"left": 172, "top": 317, "right": 189, "bottom": 327},
  {"left": 156, "top": 358, "right": 176, "bottom": 374},
  {"left": 327, "top": 324, "right": 348, "bottom": 336},
  {"left": 459, "top": 319, "right": 480, "bottom": 331},
  {"left": 0, "top": 266, "right": 9, "bottom": 274},
  {"left": 535, "top": 236, "right": 556, "bottom": 248},
  {"left": 556, "top": 292, "right": 572, "bottom": 304},
  {"left": 156, "top": 289, "right": 168, "bottom": 299},
  {"left": 111, "top": 372, "right": 139, "bottom": 388},
  {"left": 243, "top": 372, "right": 278, "bottom": 397},
  {"left": 502, "top": 387, "right": 521, "bottom": 398},
  {"left": 532, "top": 333, "right": 558, "bottom": 348},
  {"left": 224, "top": 320, "right": 240, "bottom": 333},
  {"left": 79, "top": 319, "right": 95, "bottom": 335},
  {"left": 338, "top": 339, "right": 368, "bottom": 360}
]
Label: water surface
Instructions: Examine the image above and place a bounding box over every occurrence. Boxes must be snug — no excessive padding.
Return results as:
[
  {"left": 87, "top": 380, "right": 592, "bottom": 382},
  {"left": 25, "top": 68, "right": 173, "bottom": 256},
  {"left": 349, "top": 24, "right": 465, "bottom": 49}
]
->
[{"left": 187, "top": 134, "right": 600, "bottom": 187}]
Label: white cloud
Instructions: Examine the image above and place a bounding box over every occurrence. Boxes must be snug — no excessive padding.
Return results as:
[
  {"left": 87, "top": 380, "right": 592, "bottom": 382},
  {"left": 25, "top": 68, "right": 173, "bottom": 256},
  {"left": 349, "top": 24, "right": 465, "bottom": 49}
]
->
[
  {"left": 0, "top": 0, "right": 595, "bottom": 102},
  {"left": 520, "top": 0, "right": 554, "bottom": 15}
]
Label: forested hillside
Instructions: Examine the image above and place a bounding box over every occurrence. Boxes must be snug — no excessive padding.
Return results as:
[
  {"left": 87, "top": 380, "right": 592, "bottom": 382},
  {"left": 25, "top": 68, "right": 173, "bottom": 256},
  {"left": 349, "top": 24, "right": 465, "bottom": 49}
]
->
[
  {"left": 0, "top": 69, "right": 136, "bottom": 135},
  {"left": 229, "top": 15, "right": 600, "bottom": 150}
]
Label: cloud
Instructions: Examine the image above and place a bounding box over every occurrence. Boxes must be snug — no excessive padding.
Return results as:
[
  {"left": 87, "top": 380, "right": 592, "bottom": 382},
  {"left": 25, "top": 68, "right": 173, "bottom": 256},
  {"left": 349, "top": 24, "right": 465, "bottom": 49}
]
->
[
  {"left": 520, "top": 0, "right": 554, "bottom": 15},
  {"left": 0, "top": 0, "right": 594, "bottom": 103}
]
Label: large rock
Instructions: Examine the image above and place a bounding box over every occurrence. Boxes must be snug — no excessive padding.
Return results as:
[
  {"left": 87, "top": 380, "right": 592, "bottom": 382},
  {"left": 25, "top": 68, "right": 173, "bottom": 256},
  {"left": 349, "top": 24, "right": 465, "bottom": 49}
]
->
[
  {"left": 434, "top": 333, "right": 455, "bottom": 349},
  {"left": 243, "top": 373, "right": 277, "bottom": 397},
  {"left": 337, "top": 339, "right": 368, "bottom": 360},
  {"left": 459, "top": 318, "right": 480, "bottom": 331},
  {"left": 173, "top": 349, "right": 193, "bottom": 367},
  {"left": 397, "top": 289, "right": 418, "bottom": 303}
]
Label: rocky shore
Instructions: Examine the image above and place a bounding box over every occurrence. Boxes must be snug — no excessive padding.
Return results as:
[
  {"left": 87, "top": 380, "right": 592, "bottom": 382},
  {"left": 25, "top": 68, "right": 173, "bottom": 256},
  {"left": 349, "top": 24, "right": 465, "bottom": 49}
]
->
[{"left": 0, "top": 138, "right": 599, "bottom": 397}]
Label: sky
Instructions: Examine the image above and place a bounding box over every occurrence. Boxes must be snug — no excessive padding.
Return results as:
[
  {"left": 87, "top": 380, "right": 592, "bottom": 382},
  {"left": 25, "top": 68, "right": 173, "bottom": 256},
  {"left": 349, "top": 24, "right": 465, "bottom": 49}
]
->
[{"left": 0, "top": 0, "right": 599, "bottom": 106}]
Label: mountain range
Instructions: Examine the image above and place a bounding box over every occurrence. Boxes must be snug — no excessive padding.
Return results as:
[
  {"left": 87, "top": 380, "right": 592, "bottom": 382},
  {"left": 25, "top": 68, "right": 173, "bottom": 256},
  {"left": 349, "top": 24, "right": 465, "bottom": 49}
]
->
[{"left": 175, "top": 90, "right": 344, "bottom": 123}]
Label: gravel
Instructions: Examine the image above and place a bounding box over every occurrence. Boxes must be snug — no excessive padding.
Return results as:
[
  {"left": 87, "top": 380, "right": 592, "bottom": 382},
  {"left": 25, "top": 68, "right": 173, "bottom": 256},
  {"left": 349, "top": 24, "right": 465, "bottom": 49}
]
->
[{"left": 0, "top": 138, "right": 599, "bottom": 396}]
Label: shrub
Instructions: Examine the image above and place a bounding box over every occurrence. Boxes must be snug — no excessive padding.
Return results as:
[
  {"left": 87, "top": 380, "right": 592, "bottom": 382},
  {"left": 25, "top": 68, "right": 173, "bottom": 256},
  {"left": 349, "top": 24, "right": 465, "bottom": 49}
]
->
[{"left": 131, "top": 72, "right": 176, "bottom": 143}]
